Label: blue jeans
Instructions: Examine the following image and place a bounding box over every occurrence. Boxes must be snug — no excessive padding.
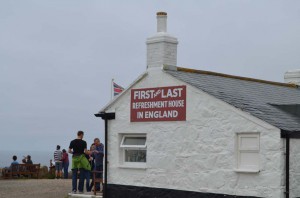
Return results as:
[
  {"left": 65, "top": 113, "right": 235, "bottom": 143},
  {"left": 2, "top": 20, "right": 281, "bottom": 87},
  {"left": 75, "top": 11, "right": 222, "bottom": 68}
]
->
[
  {"left": 72, "top": 168, "right": 85, "bottom": 192},
  {"left": 62, "top": 162, "right": 69, "bottom": 179},
  {"left": 85, "top": 170, "right": 90, "bottom": 192}
]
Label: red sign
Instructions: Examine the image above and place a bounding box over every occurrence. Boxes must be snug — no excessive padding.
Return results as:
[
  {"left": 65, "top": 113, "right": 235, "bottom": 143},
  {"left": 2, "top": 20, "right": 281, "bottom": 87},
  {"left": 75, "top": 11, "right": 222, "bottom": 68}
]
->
[{"left": 131, "top": 85, "right": 186, "bottom": 122}]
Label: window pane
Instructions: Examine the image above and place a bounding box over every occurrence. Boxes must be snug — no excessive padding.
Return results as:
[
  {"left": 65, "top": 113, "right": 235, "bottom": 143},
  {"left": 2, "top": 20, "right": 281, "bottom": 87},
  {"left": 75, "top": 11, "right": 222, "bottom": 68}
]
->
[
  {"left": 240, "top": 136, "right": 259, "bottom": 150},
  {"left": 239, "top": 152, "right": 259, "bottom": 169},
  {"left": 125, "top": 150, "right": 146, "bottom": 162},
  {"left": 124, "top": 137, "right": 146, "bottom": 146}
]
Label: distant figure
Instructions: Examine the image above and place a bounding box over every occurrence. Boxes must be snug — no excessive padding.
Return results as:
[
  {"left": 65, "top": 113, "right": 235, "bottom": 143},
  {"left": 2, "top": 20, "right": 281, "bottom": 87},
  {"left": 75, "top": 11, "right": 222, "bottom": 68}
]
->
[
  {"left": 1, "top": 155, "right": 20, "bottom": 177},
  {"left": 89, "top": 144, "right": 96, "bottom": 191},
  {"left": 11, "top": 155, "right": 19, "bottom": 177},
  {"left": 54, "top": 145, "right": 63, "bottom": 179},
  {"left": 50, "top": 159, "right": 55, "bottom": 167},
  {"left": 11, "top": 156, "right": 19, "bottom": 166},
  {"left": 69, "top": 130, "right": 91, "bottom": 194},
  {"left": 61, "top": 149, "right": 69, "bottom": 179},
  {"left": 26, "top": 155, "right": 33, "bottom": 164},
  {"left": 92, "top": 138, "right": 104, "bottom": 192},
  {"left": 49, "top": 159, "right": 55, "bottom": 175},
  {"left": 22, "top": 156, "right": 27, "bottom": 164}
]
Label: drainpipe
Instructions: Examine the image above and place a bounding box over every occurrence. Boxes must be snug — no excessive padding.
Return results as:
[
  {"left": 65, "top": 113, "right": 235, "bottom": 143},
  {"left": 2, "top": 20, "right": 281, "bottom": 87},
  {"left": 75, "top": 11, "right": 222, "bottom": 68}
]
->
[
  {"left": 95, "top": 112, "right": 115, "bottom": 198},
  {"left": 286, "top": 133, "right": 290, "bottom": 198}
]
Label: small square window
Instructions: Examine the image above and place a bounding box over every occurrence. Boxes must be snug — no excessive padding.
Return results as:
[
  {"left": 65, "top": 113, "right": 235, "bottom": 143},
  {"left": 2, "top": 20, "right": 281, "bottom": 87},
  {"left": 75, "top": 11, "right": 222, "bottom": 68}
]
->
[{"left": 120, "top": 135, "right": 147, "bottom": 164}]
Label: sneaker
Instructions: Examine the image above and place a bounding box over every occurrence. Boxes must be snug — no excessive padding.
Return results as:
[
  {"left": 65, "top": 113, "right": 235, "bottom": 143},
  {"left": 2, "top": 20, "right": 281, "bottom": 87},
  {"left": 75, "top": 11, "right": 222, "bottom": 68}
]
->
[
  {"left": 71, "top": 190, "right": 77, "bottom": 194},
  {"left": 78, "top": 191, "right": 84, "bottom": 194}
]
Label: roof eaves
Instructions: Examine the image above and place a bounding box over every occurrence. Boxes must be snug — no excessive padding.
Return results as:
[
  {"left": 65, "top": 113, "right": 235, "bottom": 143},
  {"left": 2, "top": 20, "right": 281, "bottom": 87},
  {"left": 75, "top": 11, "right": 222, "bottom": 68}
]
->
[
  {"left": 163, "top": 65, "right": 299, "bottom": 89},
  {"left": 281, "top": 129, "right": 300, "bottom": 139}
]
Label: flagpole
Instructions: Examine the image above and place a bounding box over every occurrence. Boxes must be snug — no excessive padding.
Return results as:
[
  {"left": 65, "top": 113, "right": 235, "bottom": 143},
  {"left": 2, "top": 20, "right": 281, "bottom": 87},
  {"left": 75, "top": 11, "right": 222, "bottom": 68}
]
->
[{"left": 111, "top": 78, "right": 114, "bottom": 100}]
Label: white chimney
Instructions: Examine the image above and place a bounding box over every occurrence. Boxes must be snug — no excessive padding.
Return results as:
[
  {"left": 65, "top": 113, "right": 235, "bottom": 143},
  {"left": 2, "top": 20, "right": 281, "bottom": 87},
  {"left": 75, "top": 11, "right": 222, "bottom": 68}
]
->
[
  {"left": 146, "top": 12, "right": 178, "bottom": 69},
  {"left": 284, "top": 69, "right": 300, "bottom": 86}
]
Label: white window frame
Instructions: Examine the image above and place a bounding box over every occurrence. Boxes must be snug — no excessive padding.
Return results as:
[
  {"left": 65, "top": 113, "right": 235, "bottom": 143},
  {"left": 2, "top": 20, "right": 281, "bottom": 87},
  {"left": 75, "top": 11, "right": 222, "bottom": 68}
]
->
[
  {"left": 235, "top": 133, "right": 260, "bottom": 173},
  {"left": 120, "top": 135, "right": 147, "bottom": 149},
  {"left": 119, "top": 134, "right": 147, "bottom": 169}
]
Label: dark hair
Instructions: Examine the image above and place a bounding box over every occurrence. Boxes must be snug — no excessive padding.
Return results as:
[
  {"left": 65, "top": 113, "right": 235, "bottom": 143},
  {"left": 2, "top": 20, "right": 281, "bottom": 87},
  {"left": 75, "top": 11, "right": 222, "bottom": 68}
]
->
[
  {"left": 94, "top": 138, "right": 100, "bottom": 142},
  {"left": 57, "top": 145, "right": 60, "bottom": 150},
  {"left": 12, "top": 155, "right": 17, "bottom": 161},
  {"left": 62, "top": 149, "right": 66, "bottom": 153},
  {"left": 27, "top": 155, "right": 31, "bottom": 160},
  {"left": 77, "top": 131, "right": 84, "bottom": 136}
]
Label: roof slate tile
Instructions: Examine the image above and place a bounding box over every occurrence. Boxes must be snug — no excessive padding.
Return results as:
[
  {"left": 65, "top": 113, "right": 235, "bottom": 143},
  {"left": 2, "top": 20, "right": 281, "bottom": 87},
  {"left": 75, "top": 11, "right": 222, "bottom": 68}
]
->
[{"left": 166, "top": 69, "right": 300, "bottom": 131}]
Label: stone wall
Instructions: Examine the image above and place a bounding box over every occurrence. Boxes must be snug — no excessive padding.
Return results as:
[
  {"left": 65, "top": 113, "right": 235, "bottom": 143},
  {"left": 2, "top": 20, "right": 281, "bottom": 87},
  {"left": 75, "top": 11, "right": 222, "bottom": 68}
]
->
[
  {"left": 105, "top": 69, "right": 285, "bottom": 197},
  {"left": 290, "top": 139, "right": 300, "bottom": 197}
]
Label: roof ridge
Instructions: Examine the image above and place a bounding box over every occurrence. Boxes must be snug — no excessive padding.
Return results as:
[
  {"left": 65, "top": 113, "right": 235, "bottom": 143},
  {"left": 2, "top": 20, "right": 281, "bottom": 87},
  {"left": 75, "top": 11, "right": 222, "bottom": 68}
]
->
[{"left": 164, "top": 65, "right": 298, "bottom": 89}]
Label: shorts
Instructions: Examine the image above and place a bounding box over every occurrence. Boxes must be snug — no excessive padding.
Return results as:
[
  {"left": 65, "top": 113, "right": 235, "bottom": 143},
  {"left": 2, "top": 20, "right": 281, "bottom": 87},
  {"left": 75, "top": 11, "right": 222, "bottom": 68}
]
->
[{"left": 55, "top": 162, "right": 62, "bottom": 171}]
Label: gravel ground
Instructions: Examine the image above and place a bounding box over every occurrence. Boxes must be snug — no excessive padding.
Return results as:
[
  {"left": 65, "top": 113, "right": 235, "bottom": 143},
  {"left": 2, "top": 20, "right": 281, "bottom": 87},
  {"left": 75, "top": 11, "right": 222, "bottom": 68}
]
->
[{"left": 0, "top": 179, "right": 72, "bottom": 198}]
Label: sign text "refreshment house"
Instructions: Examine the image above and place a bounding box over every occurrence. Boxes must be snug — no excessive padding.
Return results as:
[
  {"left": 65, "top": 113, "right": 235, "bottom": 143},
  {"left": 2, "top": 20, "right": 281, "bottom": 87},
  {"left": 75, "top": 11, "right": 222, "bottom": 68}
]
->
[{"left": 130, "top": 85, "right": 186, "bottom": 122}]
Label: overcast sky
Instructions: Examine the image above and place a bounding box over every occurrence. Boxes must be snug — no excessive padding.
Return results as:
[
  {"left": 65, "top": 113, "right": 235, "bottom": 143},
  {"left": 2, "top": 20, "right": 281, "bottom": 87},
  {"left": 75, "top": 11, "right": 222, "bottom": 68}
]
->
[{"left": 1, "top": 1, "right": 299, "bottom": 152}]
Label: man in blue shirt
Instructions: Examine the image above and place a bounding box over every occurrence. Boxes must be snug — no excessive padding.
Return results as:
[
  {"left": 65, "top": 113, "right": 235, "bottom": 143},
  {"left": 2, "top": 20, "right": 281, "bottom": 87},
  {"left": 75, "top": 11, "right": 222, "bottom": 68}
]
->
[
  {"left": 2, "top": 155, "right": 19, "bottom": 177},
  {"left": 11, "top": 155, "right": 19, "bottom": 166},
  {"left": 92, "top": 138, "right": 104, "bottom": 192}
]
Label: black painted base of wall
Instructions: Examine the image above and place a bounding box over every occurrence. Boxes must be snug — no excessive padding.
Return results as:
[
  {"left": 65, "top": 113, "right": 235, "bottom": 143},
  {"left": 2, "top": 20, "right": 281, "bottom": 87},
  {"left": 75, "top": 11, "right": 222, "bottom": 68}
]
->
[{"left": 106, "top": 184, "right": 261, "bottom": 198}]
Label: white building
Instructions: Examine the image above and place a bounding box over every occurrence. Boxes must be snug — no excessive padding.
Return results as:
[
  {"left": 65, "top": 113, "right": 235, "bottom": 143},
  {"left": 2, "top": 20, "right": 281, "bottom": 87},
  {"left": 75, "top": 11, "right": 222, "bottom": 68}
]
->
[{"left": 96, "top": 12, "right": 300, "bottom": 198}]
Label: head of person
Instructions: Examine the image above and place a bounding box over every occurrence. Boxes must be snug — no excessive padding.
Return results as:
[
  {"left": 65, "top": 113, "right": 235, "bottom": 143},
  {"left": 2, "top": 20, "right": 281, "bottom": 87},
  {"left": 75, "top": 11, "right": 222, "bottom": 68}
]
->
[
  {"left": 27, "top": 155, "right": 31, "bottom": 160},
  {"left": 77, "top": 131, "right": 84, "bottom": 139},
  {"left": 62, "top": 149, "right": 66, "bottom": 153},
  {"left": 90, "top": 143, "right": 95, "bottom": 150},
  {"left": 94, "top": 138, "right": 100, "bottom": 146},
  {"left": 56, "top": 145, "right": 60, "bottom": 150},
  {"left": 12, "top": 155, "right": 17, "bottom": 161}
]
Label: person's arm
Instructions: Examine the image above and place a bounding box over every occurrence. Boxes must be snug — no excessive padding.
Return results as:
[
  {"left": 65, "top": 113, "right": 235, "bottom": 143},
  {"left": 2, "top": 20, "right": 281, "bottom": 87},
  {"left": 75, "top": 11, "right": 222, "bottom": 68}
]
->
[
  {"left": 83, "top": 141, "right": 91, "bottom": 155},
  {"left": 99, "top": 144, "right": 104, "bottom": 156},
  {"left": 68, "top": 141, "right": 73, "bottom": 154},
  {"left": 61, "top": 153, "right": 65, "bottom": 161},
  {"left": 84, "top": 148, "right": 92, "bottom": 155}
]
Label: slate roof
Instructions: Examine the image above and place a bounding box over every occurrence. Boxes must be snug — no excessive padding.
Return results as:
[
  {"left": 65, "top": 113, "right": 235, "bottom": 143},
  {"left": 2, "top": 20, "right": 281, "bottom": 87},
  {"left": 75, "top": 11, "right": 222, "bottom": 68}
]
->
[{"left": 165, "top": 66, "right": 300, "bottom": 132}]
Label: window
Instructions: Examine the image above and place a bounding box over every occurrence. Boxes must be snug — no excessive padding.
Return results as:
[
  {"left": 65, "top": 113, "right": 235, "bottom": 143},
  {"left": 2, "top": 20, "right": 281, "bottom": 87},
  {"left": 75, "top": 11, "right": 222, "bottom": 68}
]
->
[
  {"left": 120, "top": 135, "right": 147, "bottom": 163},
  {"left": 236, "top": 133, "right": 260, "bottom": 172}
]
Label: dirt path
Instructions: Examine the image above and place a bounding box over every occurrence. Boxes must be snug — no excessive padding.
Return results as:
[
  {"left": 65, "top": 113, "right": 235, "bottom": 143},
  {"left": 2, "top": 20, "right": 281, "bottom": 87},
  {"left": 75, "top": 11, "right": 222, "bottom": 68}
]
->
[{"left": 0, "top": 179, "right": 72, "bottom": 198}]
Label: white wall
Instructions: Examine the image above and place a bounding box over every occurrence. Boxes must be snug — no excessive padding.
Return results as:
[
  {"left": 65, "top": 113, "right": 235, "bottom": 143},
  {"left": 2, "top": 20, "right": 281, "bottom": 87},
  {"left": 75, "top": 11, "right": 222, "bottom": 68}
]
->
[
  {"left": 290, "top": 139, "right": 300, "bottom": 198},
  {"left": 105, "top": 69, "right": 285, "bottom": 197}
]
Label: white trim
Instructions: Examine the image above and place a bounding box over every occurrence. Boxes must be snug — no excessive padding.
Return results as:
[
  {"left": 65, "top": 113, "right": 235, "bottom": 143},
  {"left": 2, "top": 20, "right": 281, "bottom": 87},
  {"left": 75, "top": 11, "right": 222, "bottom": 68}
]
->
[
  {"left": 119, "top": 163, "right": 147, "bottom": 170},
  {"left": 120, "top": 135, "right": 147, "bottom": 148},
  {"left": 236, "top": 133, "right": 260, "bottom": 172},
  {"left": 234, "top": 169, "right": 260, "bottom": 173},
  {"left": 119, "top": 134, "right": 147, "bottom": 165}
]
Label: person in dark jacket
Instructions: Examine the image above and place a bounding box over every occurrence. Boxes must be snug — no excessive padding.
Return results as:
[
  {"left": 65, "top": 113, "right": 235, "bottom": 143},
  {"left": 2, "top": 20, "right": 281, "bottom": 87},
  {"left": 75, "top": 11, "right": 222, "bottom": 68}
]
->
[{"left": 92, "top": 138, "right": 104, "bottom": 192}]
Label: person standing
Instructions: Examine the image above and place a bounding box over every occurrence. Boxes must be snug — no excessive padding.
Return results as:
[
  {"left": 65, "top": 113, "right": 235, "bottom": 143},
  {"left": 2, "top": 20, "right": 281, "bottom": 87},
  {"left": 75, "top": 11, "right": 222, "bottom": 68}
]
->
[
  {"left": 61, "top": 149, "right": 69, "bottom": 179},
  {"left": 68, "top": 131, "right": 91, "bottom": 194},
  {"left": 54, "top": 145, "right": 63, "bottom": 179},
  {"left": 92, "top": 138, "right": 104, "bottom": 192},
  {"left": 89, "top": 144, "right": 96, "bottom": 191}
]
